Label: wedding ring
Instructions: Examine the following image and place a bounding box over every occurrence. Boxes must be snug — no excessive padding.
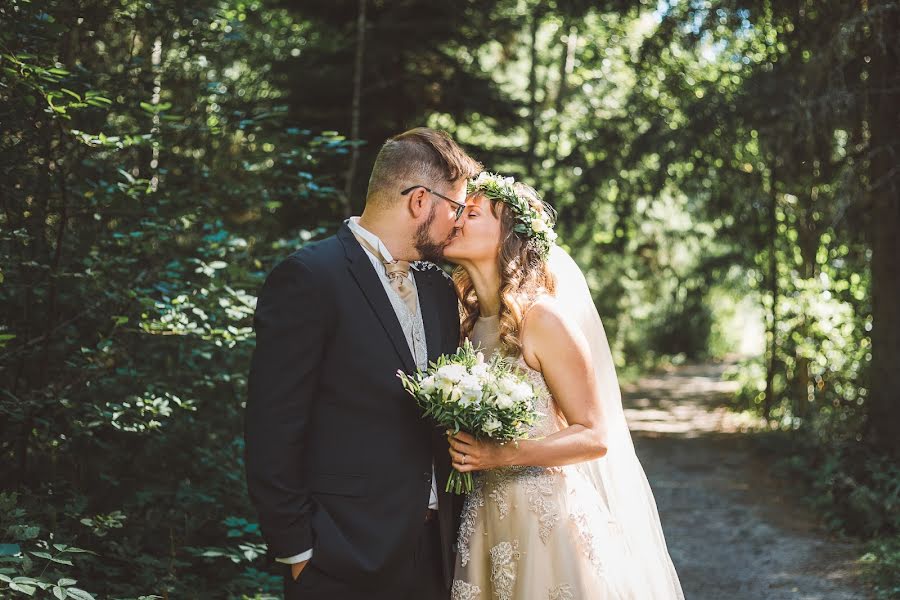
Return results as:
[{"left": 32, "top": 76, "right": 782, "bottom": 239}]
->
[{"left": 462, "top": 454, "right": 467, "bottom": 464}]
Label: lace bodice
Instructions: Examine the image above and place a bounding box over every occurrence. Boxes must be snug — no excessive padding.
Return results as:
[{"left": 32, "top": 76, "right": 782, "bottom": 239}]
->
[
  {"left": 467, "top": 315, "right": 561, "bottom": 439},
  {"left": 508, "top": 352, "right": 561, "bottom": 438}
]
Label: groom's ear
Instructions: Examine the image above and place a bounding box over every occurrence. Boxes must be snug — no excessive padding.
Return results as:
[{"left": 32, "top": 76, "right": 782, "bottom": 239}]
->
[{"left": 407, "top": 187, "right": 429, "bottom": 218}]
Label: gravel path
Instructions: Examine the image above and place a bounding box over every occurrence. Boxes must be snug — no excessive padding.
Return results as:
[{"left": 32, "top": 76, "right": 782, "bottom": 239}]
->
[{"left": 624, "top": 362, "right": 869, "bottom": 600}]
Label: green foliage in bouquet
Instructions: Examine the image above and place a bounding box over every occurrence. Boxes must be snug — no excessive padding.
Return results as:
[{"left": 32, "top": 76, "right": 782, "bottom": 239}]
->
[{"left": 398, "top": 340, "right": 539, "bottom": 494}]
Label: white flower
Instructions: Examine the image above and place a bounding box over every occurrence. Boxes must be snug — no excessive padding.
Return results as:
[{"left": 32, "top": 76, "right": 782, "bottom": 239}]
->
[
  {"left": 457, "top": 373, "right": 484, "bottom": 407},
  {"left": 473, "top": 172, "right": 494, "bottom": 187},
  {"left": 436, "top": 364, "right": 467, "bottom": 384},
  {"left": 482, "top": 417, "right": 502, "bottom": 435},
  {"left": 546, "top": 230, "right": 558, "bottom": 242},
  {"left": 434, "top": 378, "right": 460, "bottom": 402},
  {"left": 471, "top": 363, "right": 490, "bottom": 380},
  {"left": 420, "top": 375, "right": 437, "bottom": 393},
  {"left": 531, "top": 218, "right": 548, "bottom": 233},
  {"left": 510, "top": 382, "right": 533, "bottom": 404},
  {"left": 497, "top": 375, "right": 518, "bottom": 396},
  {"left": 458, "top": 373, "right": 481, "bottom": 394},
  {"left": 503, "top": 176, "right": 515, "bottom": 187},
  {"left": 494, "top": 393, "right": 515, "bottom": 410}
]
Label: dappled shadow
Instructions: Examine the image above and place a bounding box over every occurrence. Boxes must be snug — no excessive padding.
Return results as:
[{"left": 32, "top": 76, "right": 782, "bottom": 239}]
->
[
  {"left": 622, "top": 361, "right": 760, "bottom": 437},
  {"left": 623, "top": 362, "right": 869, "bottom": 600}
]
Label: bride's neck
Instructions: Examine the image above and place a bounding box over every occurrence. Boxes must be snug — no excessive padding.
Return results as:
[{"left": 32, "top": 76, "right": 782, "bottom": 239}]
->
[{"left": 463, "top": 260, "right": 501, "bottom": 317}]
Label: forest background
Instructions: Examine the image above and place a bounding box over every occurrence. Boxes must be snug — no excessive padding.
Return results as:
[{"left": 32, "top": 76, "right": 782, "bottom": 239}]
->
[{"left": 1, "top": 0, "right": 897, "bottom": 598}]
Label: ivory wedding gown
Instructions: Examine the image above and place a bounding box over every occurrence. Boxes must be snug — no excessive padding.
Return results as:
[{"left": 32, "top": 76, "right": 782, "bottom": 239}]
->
[{"left": 451, "top": 314, "right": 666, "bottom": 600}]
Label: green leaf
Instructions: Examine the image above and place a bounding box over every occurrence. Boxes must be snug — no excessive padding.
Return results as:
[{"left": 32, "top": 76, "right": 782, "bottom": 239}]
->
[
  {"left": 58, "top": 548, "right": 96, "bottom": 556},
  {"left": 117, "top": 169, "right": 135, "bottom": 184},
  {"left": 53, "top": 586, "right": 67, "bottom": 600},
  {"left": 66, "top": 588, "right": 95, "bottom": 600},
  {"left": 10, "top": 581, "right": 36, "bottom": 596},
  {"left": 139, "top": 101, "right": 171, "bottom": 114}
]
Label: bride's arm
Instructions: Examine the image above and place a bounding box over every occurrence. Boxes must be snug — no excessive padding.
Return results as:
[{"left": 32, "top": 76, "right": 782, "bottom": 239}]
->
[{"left": 448, "top": 299, "right": 609, "bottom": 471}]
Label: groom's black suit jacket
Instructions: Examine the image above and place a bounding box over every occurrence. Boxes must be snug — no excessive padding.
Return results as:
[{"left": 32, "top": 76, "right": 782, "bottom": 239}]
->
[{"left": 244, "top": 222, "right": 462, "bottom": 592}]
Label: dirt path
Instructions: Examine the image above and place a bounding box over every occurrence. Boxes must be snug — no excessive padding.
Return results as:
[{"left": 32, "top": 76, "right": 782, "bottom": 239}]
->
[{"left": 623, "top": 362, "right": 869, "bottom": 600}]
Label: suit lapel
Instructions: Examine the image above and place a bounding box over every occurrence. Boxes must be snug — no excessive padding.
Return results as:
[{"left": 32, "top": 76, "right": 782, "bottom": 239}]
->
[{"left": 339, "top": 224, "right": 416, "bottom": 373}]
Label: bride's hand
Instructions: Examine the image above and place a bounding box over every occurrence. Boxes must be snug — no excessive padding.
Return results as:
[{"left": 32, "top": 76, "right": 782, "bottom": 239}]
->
[{"left": 448, "top": 431, "right": 513, "bottom": 472}]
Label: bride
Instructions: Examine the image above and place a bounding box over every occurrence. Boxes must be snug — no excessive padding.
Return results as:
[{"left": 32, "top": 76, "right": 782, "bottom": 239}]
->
[{"left": 441, "top": 172, "right": 685, "bottom": 600}]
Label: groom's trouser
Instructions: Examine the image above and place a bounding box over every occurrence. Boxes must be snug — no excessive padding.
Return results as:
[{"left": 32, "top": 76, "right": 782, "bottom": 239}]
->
[{"left": 282, "top": 515, "right": 447, "bottom": 600}]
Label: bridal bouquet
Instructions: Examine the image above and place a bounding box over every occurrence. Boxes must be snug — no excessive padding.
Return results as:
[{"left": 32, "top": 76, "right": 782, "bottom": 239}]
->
[{"left": 397, "top": 339, "right": 539, "bottom": 494}]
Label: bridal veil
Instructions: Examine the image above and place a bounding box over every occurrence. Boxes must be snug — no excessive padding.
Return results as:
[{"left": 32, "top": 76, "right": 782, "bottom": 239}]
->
[{"left": 548, "top": 244, "right": 685, "bottom": 599}]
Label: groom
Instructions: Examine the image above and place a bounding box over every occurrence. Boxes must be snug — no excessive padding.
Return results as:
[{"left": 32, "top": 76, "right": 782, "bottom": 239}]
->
[{"left": 244, "top": 127, "right": 481, "bottom": 599}]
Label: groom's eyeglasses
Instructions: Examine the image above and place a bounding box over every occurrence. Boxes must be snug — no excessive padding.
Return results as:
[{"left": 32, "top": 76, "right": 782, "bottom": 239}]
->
[{"left": 401, "top": 185, "right": 467, "bottom": 221}]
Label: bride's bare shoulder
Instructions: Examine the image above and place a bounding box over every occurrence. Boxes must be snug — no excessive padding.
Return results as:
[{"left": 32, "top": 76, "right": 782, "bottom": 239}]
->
[{"left": 520, "top": 295, "right": 577, "bottom": 369}]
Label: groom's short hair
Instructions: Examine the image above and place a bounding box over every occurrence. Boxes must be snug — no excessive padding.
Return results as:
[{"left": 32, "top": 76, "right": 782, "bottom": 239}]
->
[{"left": 366, "top": 127, "right": 482, "bottom": 205}]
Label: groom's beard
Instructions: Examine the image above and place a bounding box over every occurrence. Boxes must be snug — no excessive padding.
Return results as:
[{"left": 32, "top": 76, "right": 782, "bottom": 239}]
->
[{"left": 414, "top": 204, "right": 450, "bottom": 263}]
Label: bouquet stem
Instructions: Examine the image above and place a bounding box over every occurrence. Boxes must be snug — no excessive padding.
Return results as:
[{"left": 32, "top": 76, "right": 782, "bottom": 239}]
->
[{"left": 446, "top": 470, "right": 474, "bottom": 495}]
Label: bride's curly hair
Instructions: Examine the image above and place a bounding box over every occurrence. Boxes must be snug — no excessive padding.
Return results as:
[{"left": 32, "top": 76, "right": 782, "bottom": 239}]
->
[{"left": 453, "top": 182, "right": 557, "bottom": 356}]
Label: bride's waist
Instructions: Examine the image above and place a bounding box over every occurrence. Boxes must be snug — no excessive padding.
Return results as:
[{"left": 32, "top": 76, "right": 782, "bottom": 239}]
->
[{"left": 479, "top": 464, "right": 564, "bottom": 482}]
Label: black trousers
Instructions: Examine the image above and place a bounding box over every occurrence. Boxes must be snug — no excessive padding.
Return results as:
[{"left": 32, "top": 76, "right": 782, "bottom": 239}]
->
[{"left": 283, "top": 518, "right": 447, "bottom": 600}]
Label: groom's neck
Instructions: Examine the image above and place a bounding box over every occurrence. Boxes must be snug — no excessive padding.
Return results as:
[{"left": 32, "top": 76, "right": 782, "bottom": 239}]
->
[{"left": 357, "top": 212, "right": 414, "bottom": 262}]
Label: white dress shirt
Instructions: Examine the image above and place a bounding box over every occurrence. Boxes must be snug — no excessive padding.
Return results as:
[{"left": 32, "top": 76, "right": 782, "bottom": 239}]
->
[{"left": 275, "top": 217, "right": 439, "bottom": 565}]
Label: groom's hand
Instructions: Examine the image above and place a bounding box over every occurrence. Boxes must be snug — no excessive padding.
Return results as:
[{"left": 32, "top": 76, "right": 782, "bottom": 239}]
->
[{"left": 290, "top": 559, "right": 309, "bottom": 582}]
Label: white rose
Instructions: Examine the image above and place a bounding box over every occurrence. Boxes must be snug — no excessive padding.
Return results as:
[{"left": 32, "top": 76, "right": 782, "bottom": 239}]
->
[
  {"left": 481, "top": 417, "right": 502, "bottom": 435},
  {"left": 510, "top": 382, "right": 533, "bottom": 404},
  {"left": 531, "top": 218, "right": 548, "bottom": 233},
  {"left": 470, "top": 363, "right": 489, "bottom": 380},
  {"left": 457, "top": 373, "right": 483, "bottom": 406},
  {"left": 420, "top": 375, "right": 437, "bottom": 393},
  {"left": 458, "top": 373, "right": 481, "bottom": 394},
  {"left": 436, "top": 364, "right": 467, "bottom": 384},
  {"left": 503, "top": 176, "right": 515, "bottom": 187},
  {"left": 460, "top": 390, "right": 483, "bottom": 408},
  {"left": 494, "top": 393, "right": 515, "bottom": 410},
  {"left": 436, "top": 379, "right": 459, "bottom": 402},
  {"left": 498, "top": 375, "right": 518, "bottom": 396},
  {"left": 546, "top": 230, "right": 558, "bottom": 242}
]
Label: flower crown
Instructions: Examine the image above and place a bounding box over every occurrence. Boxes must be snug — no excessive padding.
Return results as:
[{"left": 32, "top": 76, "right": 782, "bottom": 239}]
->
[{"left": 466, "top": 171, "right": 558, "bottom": 259}]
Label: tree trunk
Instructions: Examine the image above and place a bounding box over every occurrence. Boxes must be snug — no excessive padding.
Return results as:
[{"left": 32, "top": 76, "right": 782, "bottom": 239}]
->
[
  {"left": 343, "top": 0, "right": 366, "bottom": 215},
  {"left": 762, "top": 158, "right": 780, "bottom": 423},
  {"left": 865, "top": 0, "right": 900, "bottom": 456},
  {"left": 549, "top": 23, "right": 577, "bottom": 163},
  {"left": 794, "top": 186, "right": 819, "bottom": 423},
  {"left": 525, "top": 10, "right": 540, "bottom": 179}
]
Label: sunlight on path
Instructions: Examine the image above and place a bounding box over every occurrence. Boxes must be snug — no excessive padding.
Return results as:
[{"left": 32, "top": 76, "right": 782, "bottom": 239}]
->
[{"left": 624, "top": 362, "right": 868, "bottom": 600}]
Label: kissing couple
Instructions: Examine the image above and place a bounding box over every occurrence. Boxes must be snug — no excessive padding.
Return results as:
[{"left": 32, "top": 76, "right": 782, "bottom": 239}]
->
[{"left": 244, "top": 127, "right": 684, "bottom": 599}]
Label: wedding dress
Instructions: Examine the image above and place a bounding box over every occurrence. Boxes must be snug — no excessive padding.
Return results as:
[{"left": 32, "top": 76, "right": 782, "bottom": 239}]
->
[{"left": 450, "top": 247, "right": 684, "bottom": 600}]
